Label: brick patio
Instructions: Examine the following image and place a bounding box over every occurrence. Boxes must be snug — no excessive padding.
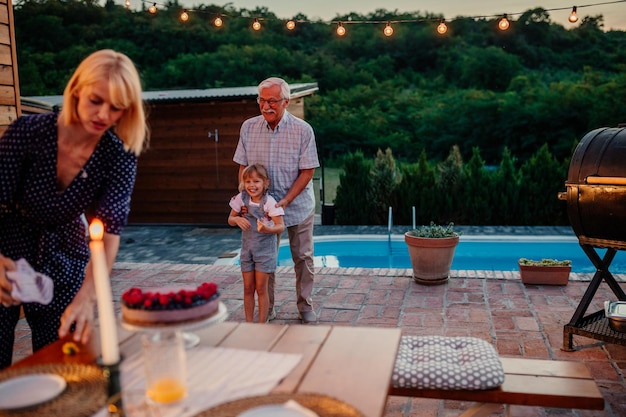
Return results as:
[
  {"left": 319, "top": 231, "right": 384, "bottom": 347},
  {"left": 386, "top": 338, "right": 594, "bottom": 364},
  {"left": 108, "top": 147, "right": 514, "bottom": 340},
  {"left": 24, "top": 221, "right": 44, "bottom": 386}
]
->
[
  {"left": 10, "top": 223, "right": 626, "bottom": 416},
  {"left": 13, "top": 262, "right": 626, "bottom": 416}
]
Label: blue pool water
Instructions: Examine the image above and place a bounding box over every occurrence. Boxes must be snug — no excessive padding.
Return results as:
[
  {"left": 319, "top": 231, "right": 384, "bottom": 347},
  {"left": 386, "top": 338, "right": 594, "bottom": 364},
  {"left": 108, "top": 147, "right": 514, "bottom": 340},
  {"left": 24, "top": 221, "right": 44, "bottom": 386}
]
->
[{"left": 276, "top": 235, "right": 626, "bottom": 273}]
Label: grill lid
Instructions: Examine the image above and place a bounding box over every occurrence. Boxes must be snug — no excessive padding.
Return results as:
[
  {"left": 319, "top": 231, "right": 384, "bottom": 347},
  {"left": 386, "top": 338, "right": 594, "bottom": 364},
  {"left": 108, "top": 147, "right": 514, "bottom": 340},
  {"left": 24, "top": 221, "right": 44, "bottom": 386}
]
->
[{"left": 565, "top": 126, "right": 626, "bottom": 247}]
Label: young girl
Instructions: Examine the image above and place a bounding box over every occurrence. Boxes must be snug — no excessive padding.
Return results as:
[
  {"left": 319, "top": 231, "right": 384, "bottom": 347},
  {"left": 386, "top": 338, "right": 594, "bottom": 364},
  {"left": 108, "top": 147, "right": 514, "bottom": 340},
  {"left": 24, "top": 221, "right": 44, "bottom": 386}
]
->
[{"left": 228, "top": 164, "right": 284, "bottom": 323}]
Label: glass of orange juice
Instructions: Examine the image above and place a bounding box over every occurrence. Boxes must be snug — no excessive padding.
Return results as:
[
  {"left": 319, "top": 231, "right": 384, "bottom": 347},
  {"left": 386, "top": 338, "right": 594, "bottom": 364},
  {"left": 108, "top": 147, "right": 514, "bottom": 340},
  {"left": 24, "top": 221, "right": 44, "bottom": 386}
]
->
[{"left": 142, "top": 330, "right": 187, "bottom": 404}]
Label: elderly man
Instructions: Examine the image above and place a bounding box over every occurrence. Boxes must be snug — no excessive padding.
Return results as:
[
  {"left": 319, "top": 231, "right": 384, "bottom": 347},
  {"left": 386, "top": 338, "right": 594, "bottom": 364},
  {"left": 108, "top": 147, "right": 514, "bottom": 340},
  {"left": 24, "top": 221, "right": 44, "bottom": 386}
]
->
[{"left": 233, "top": 77, "right": 319, "bottom": 324}]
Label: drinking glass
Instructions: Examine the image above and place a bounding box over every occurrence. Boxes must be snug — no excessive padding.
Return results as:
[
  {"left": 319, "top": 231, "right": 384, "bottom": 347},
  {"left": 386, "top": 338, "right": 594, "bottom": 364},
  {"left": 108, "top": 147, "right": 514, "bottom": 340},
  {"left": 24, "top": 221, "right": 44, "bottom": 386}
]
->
[{"left": 142, "top": 330, "right": 187, "bottom": 404}]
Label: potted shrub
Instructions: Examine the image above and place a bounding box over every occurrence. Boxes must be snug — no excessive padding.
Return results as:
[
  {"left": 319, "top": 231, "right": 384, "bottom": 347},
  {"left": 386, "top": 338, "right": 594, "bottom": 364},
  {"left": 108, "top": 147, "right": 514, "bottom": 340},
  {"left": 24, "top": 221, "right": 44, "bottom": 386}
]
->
[
  {"left": 518, "top": 258, "right": 572, "bottom": 286},
  {"left": 404, "top": 222, "right": 460, "bottom": 285}
]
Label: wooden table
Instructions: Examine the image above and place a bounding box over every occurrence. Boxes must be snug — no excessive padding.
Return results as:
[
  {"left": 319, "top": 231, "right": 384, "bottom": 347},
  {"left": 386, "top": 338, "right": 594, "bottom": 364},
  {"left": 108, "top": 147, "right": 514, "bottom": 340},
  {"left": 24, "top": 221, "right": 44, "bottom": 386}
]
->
[{"left": 8, "top": 322, "right": 402, "bottom": 417}]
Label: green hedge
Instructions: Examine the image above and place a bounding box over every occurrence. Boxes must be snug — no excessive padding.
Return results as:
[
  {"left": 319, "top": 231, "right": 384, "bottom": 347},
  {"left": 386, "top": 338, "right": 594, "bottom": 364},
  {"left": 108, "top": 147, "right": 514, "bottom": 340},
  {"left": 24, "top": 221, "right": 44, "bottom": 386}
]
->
[{"left": 333, "top": 144, "right": 569, "bottom": 226}]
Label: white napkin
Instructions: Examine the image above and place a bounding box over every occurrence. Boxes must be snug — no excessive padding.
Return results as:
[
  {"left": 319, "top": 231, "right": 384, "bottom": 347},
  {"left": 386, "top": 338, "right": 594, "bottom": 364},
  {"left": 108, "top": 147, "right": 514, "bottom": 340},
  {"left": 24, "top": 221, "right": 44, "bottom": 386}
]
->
[
  {"left": 6, "top": 258, "right": 54, "bottom": 304},
  {"left": 112, "top": 346, "right": 303, "bottom": 417}
]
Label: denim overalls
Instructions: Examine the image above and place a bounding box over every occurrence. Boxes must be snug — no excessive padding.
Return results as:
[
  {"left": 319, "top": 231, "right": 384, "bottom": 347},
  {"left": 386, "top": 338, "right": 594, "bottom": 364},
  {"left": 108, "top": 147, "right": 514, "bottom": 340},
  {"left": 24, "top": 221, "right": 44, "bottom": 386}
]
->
[{"left": 239, "top": 191, "right": 278, "bottom": 273}]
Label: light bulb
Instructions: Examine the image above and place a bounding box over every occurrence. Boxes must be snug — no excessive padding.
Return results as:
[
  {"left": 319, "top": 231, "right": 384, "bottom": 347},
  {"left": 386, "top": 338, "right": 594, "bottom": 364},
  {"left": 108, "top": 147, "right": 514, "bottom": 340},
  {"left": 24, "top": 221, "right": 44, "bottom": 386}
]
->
[
  {"left": 252, "top": 18, "right": 261, "bottom": 31},
  {"left": 214, "top": 16, "right": 223, "bottom": 27},
  {"left": 437, "top": 19, "right": 447, "bottom": 34},
  {"left": 336, "top": 22, "right": 346, "bottom": 36},
  {"left": 124, "top": 0, "right": 130, "bottom": 8},
  {"left": 569, "top": 6, "right": 579, "bottom": 23},
  {"left": 286, "top": 20, "right": 296, "bottom": 30},
  {"left": 383, "top": 22, "right": 393, "bottom": 37},
  {"left": 498, "top": 14, "right": 510, "bottom": 31},
  {"left": 148, "top": 3, "right": 156, "bottom": 14},
  {"left": 180, "top": 10, "right": 189, "bottom": 22}
]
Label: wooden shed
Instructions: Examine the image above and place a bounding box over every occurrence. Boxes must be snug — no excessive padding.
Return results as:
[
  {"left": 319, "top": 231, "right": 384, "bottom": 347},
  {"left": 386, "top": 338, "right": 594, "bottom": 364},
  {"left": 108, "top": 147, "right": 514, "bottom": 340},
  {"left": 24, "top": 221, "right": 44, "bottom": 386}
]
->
[
  {"left": 0, "top": 0, "right": 20, "bottom": 134},
  {"left": 26, "top": 83, "right": 319, "bottom": 224}
]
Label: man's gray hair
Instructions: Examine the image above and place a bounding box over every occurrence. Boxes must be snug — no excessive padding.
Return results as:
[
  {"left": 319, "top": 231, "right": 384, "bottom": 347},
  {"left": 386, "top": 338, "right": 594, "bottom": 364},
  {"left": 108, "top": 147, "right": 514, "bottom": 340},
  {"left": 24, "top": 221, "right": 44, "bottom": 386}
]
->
[{"left": 258, "top": 77, "right": 290, "bottom": 100}]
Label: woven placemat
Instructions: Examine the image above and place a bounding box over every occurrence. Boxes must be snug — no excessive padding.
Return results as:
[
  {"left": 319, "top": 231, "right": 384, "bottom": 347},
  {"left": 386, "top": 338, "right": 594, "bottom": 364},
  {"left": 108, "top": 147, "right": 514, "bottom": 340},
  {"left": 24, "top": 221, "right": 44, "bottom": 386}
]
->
[
  {"left": 0, "top": 363, "right": 106, "bottom": 417},
  {"left": 195, "top": 393, "right": 365, "bottom": 417}
]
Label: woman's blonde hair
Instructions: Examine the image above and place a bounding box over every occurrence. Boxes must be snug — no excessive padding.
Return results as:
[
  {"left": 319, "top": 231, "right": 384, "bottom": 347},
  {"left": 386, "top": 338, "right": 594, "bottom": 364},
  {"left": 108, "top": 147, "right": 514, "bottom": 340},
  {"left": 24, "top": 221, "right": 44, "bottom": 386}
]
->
[{"left": 61, "top": 49, "right": 149, "bottom": 156}]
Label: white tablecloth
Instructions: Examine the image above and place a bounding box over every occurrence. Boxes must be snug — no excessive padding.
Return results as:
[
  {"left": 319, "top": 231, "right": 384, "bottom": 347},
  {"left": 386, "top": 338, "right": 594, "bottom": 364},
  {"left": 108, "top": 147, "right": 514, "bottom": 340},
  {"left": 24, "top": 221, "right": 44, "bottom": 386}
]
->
[{"left": 93, "top": 346, "right": 302, "bottom": 417}]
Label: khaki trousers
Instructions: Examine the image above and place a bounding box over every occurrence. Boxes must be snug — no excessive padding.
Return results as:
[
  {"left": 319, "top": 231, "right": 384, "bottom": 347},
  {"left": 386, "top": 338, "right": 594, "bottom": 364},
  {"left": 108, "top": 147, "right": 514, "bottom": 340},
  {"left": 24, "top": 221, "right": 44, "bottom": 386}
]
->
[{"left": 268, "top": 211, "right": 315, "bottom": 313}]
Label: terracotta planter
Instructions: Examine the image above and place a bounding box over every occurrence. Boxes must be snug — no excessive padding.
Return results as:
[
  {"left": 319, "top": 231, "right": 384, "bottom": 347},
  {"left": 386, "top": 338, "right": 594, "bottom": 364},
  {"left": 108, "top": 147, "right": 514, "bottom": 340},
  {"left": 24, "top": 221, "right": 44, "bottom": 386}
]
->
[
  {"left": 518, "top": 263, "right": 571, "bottom": 286},
  {"left": 404, "top": 232, "right": 459, "bottom": 285}
]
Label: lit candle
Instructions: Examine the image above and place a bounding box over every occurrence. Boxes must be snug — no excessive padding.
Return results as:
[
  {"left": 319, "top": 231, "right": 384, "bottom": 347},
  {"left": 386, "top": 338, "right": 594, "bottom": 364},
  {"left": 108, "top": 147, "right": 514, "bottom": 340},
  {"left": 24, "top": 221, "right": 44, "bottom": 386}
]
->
[{"left": 89, "top": 219, "right": 120, "bottom": 365}]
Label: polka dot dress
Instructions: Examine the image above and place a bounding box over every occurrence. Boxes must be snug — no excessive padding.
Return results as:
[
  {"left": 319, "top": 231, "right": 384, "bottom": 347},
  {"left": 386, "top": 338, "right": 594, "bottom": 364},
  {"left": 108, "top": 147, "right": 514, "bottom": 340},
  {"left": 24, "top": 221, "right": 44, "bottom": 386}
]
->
[{"left": 0, "top": 113, "right": 138, "bottom": 368}]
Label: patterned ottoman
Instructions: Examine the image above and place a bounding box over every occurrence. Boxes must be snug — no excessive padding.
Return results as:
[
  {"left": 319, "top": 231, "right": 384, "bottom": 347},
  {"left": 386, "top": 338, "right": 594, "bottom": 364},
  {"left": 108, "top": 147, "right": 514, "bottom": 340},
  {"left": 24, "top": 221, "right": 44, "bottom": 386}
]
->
[{"left": 392, "top": 335, "right": 505, "bottom": 390}]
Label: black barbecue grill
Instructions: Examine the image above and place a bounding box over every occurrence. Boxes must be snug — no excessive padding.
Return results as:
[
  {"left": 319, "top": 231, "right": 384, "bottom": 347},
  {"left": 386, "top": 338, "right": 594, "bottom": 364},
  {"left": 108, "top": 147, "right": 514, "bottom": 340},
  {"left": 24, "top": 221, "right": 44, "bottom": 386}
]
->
[{"left": 560, "top": 126, "right": 626, "bottom": 350}]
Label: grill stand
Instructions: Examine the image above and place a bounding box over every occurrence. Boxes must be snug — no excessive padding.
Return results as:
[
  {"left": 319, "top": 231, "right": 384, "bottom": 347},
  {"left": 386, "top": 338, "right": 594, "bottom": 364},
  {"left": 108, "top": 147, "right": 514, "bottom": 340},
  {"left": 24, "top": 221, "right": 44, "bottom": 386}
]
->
[{"left": 563, "top": 241, "right": 626, "bottom": 351}]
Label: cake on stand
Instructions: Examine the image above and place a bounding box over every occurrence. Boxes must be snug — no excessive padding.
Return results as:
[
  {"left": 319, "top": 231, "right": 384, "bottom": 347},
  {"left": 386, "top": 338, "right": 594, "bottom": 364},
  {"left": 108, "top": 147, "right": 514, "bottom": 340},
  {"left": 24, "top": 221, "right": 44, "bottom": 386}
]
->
[{"left": 120, "top": 301, "right": 228, "bottom": 348}]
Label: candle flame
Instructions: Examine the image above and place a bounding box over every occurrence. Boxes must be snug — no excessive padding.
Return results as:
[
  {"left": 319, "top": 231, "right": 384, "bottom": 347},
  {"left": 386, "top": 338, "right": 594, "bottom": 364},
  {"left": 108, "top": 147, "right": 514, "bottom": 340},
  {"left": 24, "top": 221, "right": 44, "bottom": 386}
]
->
[{"left": 89, "top": 219, "right": 104, "bottom": 241}]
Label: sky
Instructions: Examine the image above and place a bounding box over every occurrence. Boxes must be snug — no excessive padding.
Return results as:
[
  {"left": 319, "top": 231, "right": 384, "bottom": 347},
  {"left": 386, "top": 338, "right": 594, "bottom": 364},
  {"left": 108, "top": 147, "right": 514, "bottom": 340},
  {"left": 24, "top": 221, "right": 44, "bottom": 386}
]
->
[{"left": 131, "top": 0, "right": 626, "bottom": 31}]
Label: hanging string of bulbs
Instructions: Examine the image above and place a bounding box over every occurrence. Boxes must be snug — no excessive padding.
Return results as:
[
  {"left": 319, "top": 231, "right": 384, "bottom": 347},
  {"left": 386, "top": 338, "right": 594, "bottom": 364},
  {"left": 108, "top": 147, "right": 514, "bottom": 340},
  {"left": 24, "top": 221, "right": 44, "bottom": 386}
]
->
[{"left": 131, "top": 0, "right": 626, "bottom": 36}]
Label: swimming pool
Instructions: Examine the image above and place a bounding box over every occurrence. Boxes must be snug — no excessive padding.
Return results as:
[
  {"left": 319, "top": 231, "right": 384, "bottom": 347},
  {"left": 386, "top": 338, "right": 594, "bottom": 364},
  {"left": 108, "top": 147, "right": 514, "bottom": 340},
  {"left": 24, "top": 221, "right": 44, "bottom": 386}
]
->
[{"left": 276, "top": 235, "right": 626, "bottom": 273}]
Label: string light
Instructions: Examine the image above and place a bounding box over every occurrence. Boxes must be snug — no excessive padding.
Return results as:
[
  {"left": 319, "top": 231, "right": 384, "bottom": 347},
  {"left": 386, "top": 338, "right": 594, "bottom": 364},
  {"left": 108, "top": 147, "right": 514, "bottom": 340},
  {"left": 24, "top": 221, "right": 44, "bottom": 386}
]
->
[
  {"left": 383, "top": 21, "right": 394, "bottom": 37},
  {"left": 336, "top": 21, "right": 346, "bottom": 36},
  {"left": 569, "top": 6, "right": 579, "bottom": 23},
  {"left": 437, "top": 19, "right": 448, "bottom": 34},
  {"left": 498, "top": 14, "right": 510, "bottom": 31},
  {"left": 132, "top": 1, "right": 623, "bottom": 33}
]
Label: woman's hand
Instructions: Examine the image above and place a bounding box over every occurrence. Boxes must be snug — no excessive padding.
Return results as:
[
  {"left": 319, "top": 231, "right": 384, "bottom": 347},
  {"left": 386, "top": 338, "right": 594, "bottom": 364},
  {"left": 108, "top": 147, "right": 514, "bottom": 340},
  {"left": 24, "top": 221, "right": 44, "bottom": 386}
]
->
[
  {"left": 58, "top": 283, "right": 96, "bottom": 344},
  {"left": 0, "top": 255, "right": 19, "bottom": 307},
  {"left": 59, "top": 230, "right": 118, "bottom": 344}
]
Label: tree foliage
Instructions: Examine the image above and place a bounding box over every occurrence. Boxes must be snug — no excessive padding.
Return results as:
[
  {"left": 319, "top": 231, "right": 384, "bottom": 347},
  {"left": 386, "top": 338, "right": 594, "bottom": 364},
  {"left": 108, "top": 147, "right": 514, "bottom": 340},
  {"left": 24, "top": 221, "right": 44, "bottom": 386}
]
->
[{"left": 13, "top": 0, "right": 626, "bottom": 197}]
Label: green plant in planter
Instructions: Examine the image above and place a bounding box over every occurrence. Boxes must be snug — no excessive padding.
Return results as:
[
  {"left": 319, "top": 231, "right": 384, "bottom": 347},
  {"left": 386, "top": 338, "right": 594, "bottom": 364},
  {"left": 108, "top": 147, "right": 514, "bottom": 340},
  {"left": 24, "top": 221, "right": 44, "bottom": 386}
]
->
[
  {"left": 518, "top": 258, "right": 571, "bottom": 285},
  {"left": 407, "top": 222, "right": 461, "bottom": 238},
  {"left": 518, "top": 258, "right": 572, "bottom": 266},
  {"left": 404, "top": 222, "right": 461, "bottom": 285}
]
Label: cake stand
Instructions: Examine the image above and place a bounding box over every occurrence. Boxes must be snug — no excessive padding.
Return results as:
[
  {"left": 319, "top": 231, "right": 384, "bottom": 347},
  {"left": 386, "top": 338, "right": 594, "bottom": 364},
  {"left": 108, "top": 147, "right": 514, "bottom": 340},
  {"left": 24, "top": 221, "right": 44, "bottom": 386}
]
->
[{"left": 120, "top": 301, "right": 228, "bottom": 348}]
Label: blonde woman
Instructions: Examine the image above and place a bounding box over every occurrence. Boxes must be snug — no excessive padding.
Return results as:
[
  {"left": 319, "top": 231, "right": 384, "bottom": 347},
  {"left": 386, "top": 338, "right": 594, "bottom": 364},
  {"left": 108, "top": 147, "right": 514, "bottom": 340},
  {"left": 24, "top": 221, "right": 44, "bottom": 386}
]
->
[{"left": 0, "top": 49, "right": 149, "bottom": 369}]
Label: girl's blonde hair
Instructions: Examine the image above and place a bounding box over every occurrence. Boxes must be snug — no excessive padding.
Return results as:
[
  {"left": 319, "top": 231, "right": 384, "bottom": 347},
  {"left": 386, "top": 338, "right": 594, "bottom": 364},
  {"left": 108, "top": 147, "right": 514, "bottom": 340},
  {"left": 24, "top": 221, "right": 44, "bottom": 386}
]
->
[
  {"left": 242, "top": 164, "right": 270, "bottom": 191},
  {"left": 61, "top": 49, "right": 149, "bottom": 156}
]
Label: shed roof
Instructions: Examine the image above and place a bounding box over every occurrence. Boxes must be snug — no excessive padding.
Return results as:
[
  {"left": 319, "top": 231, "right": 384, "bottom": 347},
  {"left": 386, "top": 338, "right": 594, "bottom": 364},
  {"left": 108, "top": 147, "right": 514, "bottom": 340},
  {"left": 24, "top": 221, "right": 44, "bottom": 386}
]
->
[{"left": 24, "top": 82, "right": 319, "bottom": 110}]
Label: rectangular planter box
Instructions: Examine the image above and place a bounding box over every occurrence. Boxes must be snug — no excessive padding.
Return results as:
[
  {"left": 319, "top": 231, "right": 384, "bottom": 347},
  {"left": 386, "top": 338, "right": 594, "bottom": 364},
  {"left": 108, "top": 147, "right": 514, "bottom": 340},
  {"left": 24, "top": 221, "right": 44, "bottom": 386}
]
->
[{"left": 519, "top": 264, "right": 571, "bottom": 285}]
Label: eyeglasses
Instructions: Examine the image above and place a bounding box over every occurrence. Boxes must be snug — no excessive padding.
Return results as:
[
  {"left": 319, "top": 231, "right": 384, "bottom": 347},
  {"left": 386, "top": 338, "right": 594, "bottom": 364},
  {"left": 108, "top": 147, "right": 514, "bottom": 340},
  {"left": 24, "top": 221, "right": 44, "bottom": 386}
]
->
[{"left": 257, "top": 97, "right": 285, "bottom": 106}]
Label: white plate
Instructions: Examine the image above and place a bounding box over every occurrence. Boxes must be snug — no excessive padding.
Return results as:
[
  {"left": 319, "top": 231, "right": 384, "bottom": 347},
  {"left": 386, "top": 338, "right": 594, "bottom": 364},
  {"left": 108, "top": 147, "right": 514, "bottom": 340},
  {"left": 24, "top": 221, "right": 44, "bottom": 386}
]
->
[
  {"left": 238, "top": 404, "right": 315, "bottom": 417},
  {"left": 0, "top": 373, "right": 67, "bottom": 410}
]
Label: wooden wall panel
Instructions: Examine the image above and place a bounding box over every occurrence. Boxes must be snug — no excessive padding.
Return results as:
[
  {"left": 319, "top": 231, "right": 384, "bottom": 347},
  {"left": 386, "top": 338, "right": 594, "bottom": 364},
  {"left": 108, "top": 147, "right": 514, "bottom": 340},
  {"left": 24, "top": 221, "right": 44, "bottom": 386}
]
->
[
  {"left": 0, "top": 63, "right": 13, "bottom": 85},
  {"left": 128, "top": 100, "right": 261, "bottom": 224},
  {"left": 0, "top": 84, "right": 15, "bottom": 104},
  {"left": 0, "top": 103, "right": 16, "bottom": 124},
  {"left": 0, "top": 24, "right": 9, "bottom": 44},
  {"left": 0, "top": 2, "right": 8, "bottom": 24},
  {"left": 128, "top": 96, "right": 314, "bottom": 224},
  {"left": 0, "top": 0, "right": 20, "bottom": 135}
]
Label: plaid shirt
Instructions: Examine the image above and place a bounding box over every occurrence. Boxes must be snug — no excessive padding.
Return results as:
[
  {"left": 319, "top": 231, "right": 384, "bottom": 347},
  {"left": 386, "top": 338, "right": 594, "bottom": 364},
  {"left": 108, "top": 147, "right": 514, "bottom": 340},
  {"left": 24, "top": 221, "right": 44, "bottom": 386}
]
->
[{"left": 234, "top": 111, "right": 319, "bottom": 227}]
